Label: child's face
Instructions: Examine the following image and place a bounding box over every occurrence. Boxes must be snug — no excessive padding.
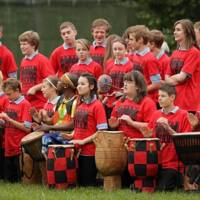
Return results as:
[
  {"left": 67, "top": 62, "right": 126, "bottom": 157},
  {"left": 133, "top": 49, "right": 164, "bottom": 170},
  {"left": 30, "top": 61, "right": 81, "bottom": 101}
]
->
[
  {"left": 4, "top": 87, "right": 19, "bottom": 101},
  {"left": 77, "top": 76, "right": 92, "bottom": 97},
  {"left": 128, "top": 33, "right": 141, "bottom": 51},
  {"left": 174, "top": 23, "right": 185, "bottom": 44},
  {"left": 123, "top": 80, "right": 137, "bottom": 97},
  {"left": 41, "top": 82, "right": 56, "bottom": 100},
  {"left": 61, "top": 26, "right": 77, "bottom": 45},
  {"left": 76, "top": 42, "right": 90, "bottom": 61},
  {"left": 20, "top": 41, "right": 35, "bottom": 56},
  {"left": 194, "top": 28, "right": 200, "bottom": 45},
  {"left": 92, "top": 26, "right": 107, "bottom": 45},
  {"left": 112, "top": 41, "right": 126, "bottom": 60},
  {"left": 158, "top": 90, "right": 174, "bottom": 108}
]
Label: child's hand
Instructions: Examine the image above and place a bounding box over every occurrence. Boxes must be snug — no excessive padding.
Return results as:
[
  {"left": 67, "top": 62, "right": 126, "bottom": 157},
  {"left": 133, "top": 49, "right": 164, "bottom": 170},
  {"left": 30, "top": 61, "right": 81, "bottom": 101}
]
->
[
  {"left": 0, "top": 112, "right": 10, "bottom": 121},
  {"left": 60, "top": 132, "right": 74, "bottom": 140},
  {"left": 108, "top": 117, "right": 119, "bottom": 128},
  {"left": 30, "top": 107, "right": 41, "bottom": 123},
  {"left": 27, "top": 87, "right": 36, "bottom": 95},
  {"left": 119, "top": 114, "right": 132, "bottom": 125},
  {"left": 69, "top": 139, "right": 84, "bottom": 145}
]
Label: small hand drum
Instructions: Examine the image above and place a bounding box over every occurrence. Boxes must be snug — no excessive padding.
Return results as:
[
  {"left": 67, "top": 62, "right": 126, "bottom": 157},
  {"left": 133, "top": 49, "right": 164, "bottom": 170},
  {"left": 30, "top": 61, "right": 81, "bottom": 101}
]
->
[
  {"left": 97, "top": 74, "right": 112, "bottom": 94},
  {"left": 21, "top": 131, "right": 44, "bottom": 161},
  {"left": 172, "top": 132, "right": 200, "bottom": 165}
]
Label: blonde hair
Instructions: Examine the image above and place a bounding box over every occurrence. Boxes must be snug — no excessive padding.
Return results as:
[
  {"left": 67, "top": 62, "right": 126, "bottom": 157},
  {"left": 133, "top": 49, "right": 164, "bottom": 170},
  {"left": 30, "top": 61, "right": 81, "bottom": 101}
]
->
[
  {"left": 91, "top": 18, "right": 111, "bottom": 33},
  {"left": 18, "top": 30, "right": 40, "bottom": 50},
  {"left": 76, "top": 39, "right": 90, "bottom": 51},
  {"left": 60, "top": 21, "right": 77, "bottom": 32}
]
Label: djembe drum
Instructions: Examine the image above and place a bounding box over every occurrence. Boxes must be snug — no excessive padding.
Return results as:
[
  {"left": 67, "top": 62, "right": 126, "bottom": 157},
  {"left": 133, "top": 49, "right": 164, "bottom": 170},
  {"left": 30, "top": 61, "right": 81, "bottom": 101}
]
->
[
  {"left": 47, "top": 144, "right": 78, "bottom": 189},
  {"left": 173, "top": 132, "right": 200, "bottom": 191},
  {"left": 21, "top": 131, "right": 46, "bottom": 184},
  {"left": 94, "top": 131, "right": 127, "bottom": 191},
  {"left": 126, "top": 138, "right": 161, "bottom": 192}
]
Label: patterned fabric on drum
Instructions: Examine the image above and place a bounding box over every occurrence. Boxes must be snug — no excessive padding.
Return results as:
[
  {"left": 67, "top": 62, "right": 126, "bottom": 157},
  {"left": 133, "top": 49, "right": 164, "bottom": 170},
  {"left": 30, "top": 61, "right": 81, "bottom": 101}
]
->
[{"left": 47, "top": 146, "right": 78, "bottom": 189}]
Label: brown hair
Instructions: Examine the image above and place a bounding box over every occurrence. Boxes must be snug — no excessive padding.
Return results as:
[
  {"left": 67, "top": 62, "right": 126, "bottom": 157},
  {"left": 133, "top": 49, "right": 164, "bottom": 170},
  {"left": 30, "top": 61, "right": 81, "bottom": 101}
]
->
[
  {"left": 91, "top": 18, "right": 111, "bottom": 33},
  {"left": 76, "top": 38, "right": 90, "bottom": 51},
  {"left": 149, "top": 29, "right": 164, "bottom": 48},
  {"left": 3, "top": 78, "right": 22, "bottom": 92},
  {"left": 60, "top": 21, "right": 77, "bottom": 32},
  {"left": 194, "top": 21, "right": 200, "bottom": 31},
  {"left": 159, "top": 83, "right": 176, "bottom": 97},
  {"left": 18, "top": 30, "right": 40, "bottom": 50},
  {"left": 123, "top": 70, "right": 147, "bottom": 103},
  {"left": 128, "top": 25, "right": 150, "bottom": 45},
  {"left": 103, "top": 34, "right": 120, "bottom": 68},
  {"left": 43, "top": 76, "right": 59, "bottom": 90},
  {"left": 174, "top": 19, "right": 196, "bottom": 49}
]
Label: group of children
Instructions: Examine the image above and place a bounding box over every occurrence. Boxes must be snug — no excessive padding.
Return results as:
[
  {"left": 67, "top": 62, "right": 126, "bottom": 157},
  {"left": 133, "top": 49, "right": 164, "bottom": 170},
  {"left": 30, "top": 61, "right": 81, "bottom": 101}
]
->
[{"left": 0, "top": 18, "right": 200, "bottom": 191}]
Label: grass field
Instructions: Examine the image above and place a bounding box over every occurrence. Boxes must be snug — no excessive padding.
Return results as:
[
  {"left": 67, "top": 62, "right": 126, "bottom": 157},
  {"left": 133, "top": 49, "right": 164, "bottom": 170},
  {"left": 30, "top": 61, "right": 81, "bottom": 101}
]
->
[{"left": 0, "top": 182, "right": 199, "bottom": 200}]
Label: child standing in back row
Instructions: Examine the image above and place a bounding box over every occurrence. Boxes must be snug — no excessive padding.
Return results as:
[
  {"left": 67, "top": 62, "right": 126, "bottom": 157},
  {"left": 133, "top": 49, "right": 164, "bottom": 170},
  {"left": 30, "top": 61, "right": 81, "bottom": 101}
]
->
[
  {"left": 18, "top": 30, "right": 54, "bottom": 110},
  {"left": 50, "top": 21, "right": 78, "bottom": 77},
  {"left": 90, "top": 18, "right": 111, "bottom": 69}
]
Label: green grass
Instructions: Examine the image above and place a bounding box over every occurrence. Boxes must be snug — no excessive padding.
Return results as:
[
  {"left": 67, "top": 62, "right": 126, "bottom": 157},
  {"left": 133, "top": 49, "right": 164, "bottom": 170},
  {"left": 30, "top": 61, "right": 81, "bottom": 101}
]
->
[{"left": 0, "top": 182, "right": 199, "bottom": 200}]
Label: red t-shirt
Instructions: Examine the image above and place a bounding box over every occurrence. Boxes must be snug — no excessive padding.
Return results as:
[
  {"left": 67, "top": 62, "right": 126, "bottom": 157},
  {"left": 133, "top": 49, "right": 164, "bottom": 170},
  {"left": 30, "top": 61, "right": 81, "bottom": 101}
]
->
[
  {"left": 105, "top": 58, "right": 133, "bottom": 108},
  {"left": 20, "top": 53, "right": 54, "bottom": 110},
  {"left": 166, "top": 47, "right": 200, "bottom": 111},
  {"left": 148, "top": 108, "right": 191, "bottom": 171},
  {"left": 70, "top": 60, "right": 102, "bottom": 79},
  {"left": 157, "top": 52, "right": 170, "bottom": 80},
  {"left": 0, "top": 45, "right": 17, "bottom": 80},
  {"left": 129, "top": 51, "right": 160, "bottom": 102},
  {"left": 111, "top": 97, "right": 156, "bottom": 138},
  {"left": 50, "top": 45, "right": 78, "bottom": 77},
  {"left": 0, "top": 93, "right": 9, "bottom": 147},
  {"left": 90, "top": 45, "right": 105, "bottom": 68},
  {"left": 4, "top": 97, "right": 32, "bottom": 157},
  {"left": 73, "top": 98, "right": 107, "bottom": 156}
]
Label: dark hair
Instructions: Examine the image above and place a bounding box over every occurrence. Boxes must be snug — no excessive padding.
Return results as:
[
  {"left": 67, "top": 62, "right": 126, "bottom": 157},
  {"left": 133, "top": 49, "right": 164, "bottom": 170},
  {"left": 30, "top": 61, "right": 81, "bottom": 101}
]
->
[
  {"left": 43, "top": 76, "right": 59, "bottom": 90},
  {"left": 174, "top": 19, "right": 197, "bottom": 49},
  {"left": 159, "top": 83, "right": 176, "bottom": 96},
  {"left": 79, "top": 73, "right": 97, "bottom": 98},
  {"left": 123, "top": 70, "right": 147, "bottom": 103},
  {"left": 149, "top": 29, "right": 164, "bottom": 48},
  {"left": 3, "top": 78, "right": 22, "bottom": 92}
]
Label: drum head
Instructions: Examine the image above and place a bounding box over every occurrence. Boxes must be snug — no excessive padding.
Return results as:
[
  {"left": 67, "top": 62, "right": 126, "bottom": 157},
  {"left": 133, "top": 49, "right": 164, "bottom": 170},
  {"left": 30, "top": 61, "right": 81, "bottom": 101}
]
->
[
  {"left": 173, "top": 132, "right": 200, "bottom": 137},
  {"left": 129, "top": 138, "right": 160, "bottom": 141},
  {"left": 21, "top": 131, "right": 44, "bottom": 145},
  {"left": 48, "top": 144, "right": 74, "bottom": 148}
]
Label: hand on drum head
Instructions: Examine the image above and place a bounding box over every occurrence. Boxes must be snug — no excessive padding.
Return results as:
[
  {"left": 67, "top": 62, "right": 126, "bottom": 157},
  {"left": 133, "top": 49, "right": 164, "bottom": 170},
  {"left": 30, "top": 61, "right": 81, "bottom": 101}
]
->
[
  {"left": 69, "top": 139, "right": 84, "bottom": 145},
  {"left": 139, "top": 127, "right": 153, "bottom": 138},
  {"left": 33, "top": 123, "right": 51, "bottom": 132},
  {"left": 60, "top": 132, "right": 74, "bottom": 140},
  {"left": 108, "top": 117, "right": 119, "bottom": 128},
  {"left": 188, "top": 113, "right": 199, "bottom": 129}
]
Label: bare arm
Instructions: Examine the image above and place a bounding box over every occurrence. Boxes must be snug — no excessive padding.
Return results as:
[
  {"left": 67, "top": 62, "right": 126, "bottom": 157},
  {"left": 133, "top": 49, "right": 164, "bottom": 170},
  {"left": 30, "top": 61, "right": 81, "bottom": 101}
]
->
[{"left": 165, "top": 72, "right": 188, "bottom": 86}]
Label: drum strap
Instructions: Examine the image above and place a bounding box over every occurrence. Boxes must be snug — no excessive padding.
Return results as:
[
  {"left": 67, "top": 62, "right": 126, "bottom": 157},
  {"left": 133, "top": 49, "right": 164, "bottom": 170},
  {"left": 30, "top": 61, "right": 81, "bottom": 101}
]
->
[{"left": 20, "top": 147, "right": 35, "bottom": 179}]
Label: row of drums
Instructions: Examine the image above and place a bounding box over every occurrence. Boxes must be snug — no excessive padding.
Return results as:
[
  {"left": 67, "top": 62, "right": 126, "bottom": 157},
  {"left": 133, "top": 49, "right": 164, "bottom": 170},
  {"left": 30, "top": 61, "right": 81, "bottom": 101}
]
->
[{"left": 21, "top": 131, "right": 200, "bottom": 192}]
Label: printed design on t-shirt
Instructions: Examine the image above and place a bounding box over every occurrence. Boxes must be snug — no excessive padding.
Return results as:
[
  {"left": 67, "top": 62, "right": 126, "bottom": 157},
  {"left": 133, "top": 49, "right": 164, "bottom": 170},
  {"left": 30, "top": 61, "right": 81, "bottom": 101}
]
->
[
  {"left": 155, "top": 121, "right": 179, "bottom": 143},
  {"left": 60, "top": 55, "right": 78, "bottom": 73},
  {"left": 110, "top": 71, "right": 125, "bottom": 89},
  {"left": 91, "top": 54, "right": 103, "bottom": 66},
  {"left": 71, "top": 70, "right": 92, "bottom": 78},
  {"left": 21, "top": 66, "right": 37, "bottom": 84},
  {"left": 5, "top": 109, "right": 18, "bottom": 128},
  {"left": 170, "top": 58, "right": 184, "bottom": 74},
  {"left": 132, "top": 61, "right": 143, "bottom": 73},
  {"left": 74, "top": 109, "right": 88, "bottom": 129},
  {"left": 117, "top": 105, "right": 138, "bottom": 126}
]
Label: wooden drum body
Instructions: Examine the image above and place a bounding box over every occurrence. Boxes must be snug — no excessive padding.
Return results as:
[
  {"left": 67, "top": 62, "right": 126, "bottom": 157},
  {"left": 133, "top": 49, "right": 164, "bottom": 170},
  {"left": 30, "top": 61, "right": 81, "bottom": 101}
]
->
[
  {"left": 21, "top": 131, "right": 44, "bottom": 161},
  {"left": 94, "top": 131, "right": 127, "bottom": 191},
  {"left": 127, "top": 138, "right": 161, "bottom": 192},
  {"left": 172, "top": 132, "right": 200, "bottom": 165}
]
